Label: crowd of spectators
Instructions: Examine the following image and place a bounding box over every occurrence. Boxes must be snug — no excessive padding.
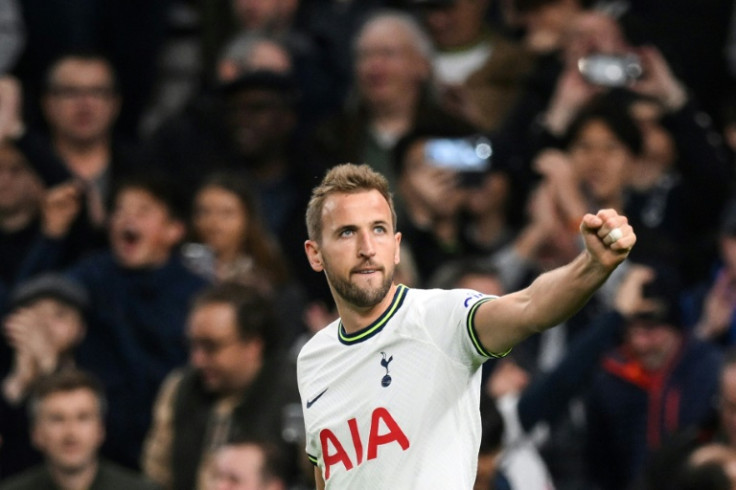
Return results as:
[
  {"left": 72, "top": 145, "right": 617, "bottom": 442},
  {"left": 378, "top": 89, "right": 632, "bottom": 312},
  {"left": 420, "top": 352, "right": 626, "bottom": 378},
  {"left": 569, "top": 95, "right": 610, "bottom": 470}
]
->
[{"left": 2, "top": 0, "right": 736, "bottom": 489}]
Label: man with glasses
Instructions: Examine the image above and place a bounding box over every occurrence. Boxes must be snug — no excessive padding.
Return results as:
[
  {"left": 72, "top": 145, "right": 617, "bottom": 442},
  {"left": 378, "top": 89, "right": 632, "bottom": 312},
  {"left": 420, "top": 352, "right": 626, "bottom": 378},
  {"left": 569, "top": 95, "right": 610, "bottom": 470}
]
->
[
  {"left": 142, "top": 282, "right": 301, "bottom": 490},
  {"left": 12, "top": 52, "right": 145, "bottom": 263}
]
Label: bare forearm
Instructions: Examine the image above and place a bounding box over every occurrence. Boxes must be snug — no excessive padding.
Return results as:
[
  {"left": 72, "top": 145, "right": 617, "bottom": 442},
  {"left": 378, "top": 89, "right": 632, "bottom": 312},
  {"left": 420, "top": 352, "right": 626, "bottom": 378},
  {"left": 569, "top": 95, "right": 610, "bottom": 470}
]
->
[
  {"left": 475, "top": 210, "right": 634, "bottom": 356},
  {"left": 476, "top": 251, "right": 615, "bottom": 353},
  {"left": 522, "top": 251, "right": 612, "bottom": 330}
]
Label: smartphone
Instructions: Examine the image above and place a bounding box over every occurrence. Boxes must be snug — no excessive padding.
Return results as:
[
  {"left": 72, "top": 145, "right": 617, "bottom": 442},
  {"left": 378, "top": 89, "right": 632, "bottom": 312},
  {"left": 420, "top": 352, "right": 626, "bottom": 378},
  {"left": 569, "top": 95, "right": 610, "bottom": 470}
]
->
[
  {"left": 424, "top": 136, "right": 492, "bottom": 177},
  {"left": 577, "top": 53, "right": 643, "bottom": 87}
]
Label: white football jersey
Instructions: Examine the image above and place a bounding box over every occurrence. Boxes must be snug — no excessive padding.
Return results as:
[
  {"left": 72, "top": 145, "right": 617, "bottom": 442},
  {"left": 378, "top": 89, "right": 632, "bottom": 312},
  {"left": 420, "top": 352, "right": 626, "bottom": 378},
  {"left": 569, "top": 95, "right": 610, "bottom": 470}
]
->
[{"left": 297, "top": 285, "right": 504, "bottom": 489}]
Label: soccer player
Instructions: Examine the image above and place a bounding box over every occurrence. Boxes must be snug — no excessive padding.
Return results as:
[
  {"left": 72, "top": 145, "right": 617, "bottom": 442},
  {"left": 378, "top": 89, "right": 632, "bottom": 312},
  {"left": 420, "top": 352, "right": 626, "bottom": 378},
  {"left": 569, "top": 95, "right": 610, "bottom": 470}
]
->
[{"left": 297, "top": 163, "right": 635, "bottom": 489}]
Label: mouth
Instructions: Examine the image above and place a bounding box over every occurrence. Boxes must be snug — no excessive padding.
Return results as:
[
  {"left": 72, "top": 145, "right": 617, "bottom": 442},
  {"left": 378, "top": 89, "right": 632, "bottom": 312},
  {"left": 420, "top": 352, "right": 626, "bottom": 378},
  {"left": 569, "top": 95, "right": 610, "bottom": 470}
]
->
[
  {"left": 120, "top": 228, "right": 141, "bottom": 246},
  {"left": 351, "top": 265, "right": 383, "bottom": 276},
  {"left": 61, "top": 439, "right": 81, "bottom": 451}
]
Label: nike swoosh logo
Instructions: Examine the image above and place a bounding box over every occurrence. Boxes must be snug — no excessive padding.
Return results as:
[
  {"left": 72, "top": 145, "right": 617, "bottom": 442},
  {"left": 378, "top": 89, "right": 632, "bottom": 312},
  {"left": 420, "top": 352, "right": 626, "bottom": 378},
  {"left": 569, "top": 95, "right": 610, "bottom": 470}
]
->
[{"left": 306, "top": 388, "right": 328, "bottom": 408}]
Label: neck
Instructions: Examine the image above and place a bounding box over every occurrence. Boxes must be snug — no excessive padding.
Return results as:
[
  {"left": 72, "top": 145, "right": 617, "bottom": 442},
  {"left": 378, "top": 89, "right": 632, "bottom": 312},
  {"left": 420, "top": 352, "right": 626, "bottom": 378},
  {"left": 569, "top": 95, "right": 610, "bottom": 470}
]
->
[
  {"left": 433, "top": 216, "right": 460, "bottom": 247},
  {"left": 215, "top": 248, "right": 242, "bottom": 267},
  {"left": 49, "top": 459, "right": 98, "bottom": 490},
  {"left": 54, "top": 136, "right": 111, "bottom": 180},
  {"left": 369, "top": 92, "right": 419, "bottom": 136},
  {"left": 230, "top": 356, "right": 264, "bottom": 397},
  {"left": 335, "top": 283, "right": 398, "bottom": 335},
  {"left": 470, "top": 212, "right": 507, "bottom": 247}
]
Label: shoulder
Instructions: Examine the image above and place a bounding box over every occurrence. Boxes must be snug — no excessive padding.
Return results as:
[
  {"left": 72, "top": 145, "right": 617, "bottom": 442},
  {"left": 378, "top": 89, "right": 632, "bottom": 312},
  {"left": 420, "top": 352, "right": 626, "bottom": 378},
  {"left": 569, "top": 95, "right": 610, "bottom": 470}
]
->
[
  {"left": 0, "top": 466, "right": 49, "bottom": 490},
  {"left": 157, "top": 367, "right": 189, "bottom": 400},
  {"left": 682, "top": 338, "right": 724, "bottom": 371},
  {"left": 68, "top": 251, "right": 116, "bottom": 277},
  {"left": 165, "top": 255, "right": 212, "bottom": 288},
  {"left": 407, "top": 287, "right": 492, "bottom": 312},
  {"left": 96, "top": 460, "right": 163, "bottom": 489}
]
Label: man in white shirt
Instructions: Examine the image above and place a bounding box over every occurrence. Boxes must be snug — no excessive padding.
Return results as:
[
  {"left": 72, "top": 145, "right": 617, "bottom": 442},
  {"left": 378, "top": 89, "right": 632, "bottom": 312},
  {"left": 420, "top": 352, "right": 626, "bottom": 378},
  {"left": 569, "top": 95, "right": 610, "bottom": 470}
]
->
[{"left": 297, "top": 163, "right": 634, "bottom": 489}]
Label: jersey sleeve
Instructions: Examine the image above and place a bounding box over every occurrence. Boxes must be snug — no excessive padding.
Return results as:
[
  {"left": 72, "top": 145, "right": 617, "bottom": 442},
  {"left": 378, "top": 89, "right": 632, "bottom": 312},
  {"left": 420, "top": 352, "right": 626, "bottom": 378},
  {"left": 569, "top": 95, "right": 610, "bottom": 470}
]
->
[
  {"left": 296, "top": 342, "right": 323, "bottom": 468},
  {"left": 424, "top": 289, "right": 509, "bottom": 367}
]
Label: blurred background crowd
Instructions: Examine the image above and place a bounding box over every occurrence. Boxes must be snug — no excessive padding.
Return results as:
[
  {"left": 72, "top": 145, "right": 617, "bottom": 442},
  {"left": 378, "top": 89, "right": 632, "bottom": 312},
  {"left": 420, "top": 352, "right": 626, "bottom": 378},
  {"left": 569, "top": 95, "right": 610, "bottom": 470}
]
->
[{"left": 2, "top": 0, "right": 736, "bottom": 489}]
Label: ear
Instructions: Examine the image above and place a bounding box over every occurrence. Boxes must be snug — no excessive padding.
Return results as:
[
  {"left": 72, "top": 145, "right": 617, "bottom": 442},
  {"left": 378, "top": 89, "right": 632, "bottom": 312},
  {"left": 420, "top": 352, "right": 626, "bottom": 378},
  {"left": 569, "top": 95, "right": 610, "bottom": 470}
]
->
[
  {"left": 166, "top": 220, "right": 186, "bottom": 246},
  {"left": 110, "top": 94, "right": 122, "bottom": 120},
  {"left": 31, "top": 425, "right": 44, "bottom": 451},
  {"left": 304, "top": 239, "right": 324, "bottom": 272},
  {"left": 394, "top": 232, "right": 402, "bottom": 265},
  {"left": 243, "top": 337, "right": 265, "bottom": 361}
]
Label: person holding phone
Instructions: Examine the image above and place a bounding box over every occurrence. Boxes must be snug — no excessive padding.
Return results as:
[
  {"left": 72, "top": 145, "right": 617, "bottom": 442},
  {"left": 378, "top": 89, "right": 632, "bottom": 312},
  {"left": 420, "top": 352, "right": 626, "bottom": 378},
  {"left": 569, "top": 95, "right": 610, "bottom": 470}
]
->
[{"left": 392, "top": 127, "right": 491, "bottom": 285}]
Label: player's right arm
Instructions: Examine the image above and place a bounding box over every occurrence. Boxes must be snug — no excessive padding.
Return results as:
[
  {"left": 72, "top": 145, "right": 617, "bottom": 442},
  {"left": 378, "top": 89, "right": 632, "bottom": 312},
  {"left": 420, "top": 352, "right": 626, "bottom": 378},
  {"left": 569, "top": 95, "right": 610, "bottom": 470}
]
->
[{"left": 315, "top": 467, "right": 326, "bottom": 490}]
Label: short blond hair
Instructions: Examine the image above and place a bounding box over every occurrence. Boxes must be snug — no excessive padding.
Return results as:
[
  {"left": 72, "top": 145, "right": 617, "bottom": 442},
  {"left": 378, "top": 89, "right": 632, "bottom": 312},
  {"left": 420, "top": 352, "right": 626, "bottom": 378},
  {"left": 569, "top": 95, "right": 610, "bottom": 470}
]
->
[{"left": 305, "top": 163, "right": 397, "bottom": 242}]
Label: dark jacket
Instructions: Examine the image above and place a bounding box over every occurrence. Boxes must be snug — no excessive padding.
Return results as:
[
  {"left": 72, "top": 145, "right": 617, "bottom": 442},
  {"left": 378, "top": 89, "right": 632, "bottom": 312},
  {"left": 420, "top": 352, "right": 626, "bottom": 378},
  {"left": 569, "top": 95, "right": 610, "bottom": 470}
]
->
[
  {"left": 67, "top": 251, "right": 210, "bottom": 469},
  {"left": 585, "top": 335, "right": 722, "bottom": 490},
  {"left": 170, "top": 358, "right": 301, "bottom": 490},
  {"left": 0, "top": 460, "right": 162, "bottom": 490}
]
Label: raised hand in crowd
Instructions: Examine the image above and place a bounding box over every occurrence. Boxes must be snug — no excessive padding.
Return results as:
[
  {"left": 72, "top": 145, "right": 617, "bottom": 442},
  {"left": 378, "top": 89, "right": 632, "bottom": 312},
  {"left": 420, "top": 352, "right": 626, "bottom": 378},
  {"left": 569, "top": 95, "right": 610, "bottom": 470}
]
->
[
  {"left": 694, "top": 269, "right": 736, "bottom": 341},
  {"left": 532, "top": 148, "right": 587, "bottom": 225},
  {"left": 629, "top": 45, "right": 688, "bottom": 113},
  {"left": 542, "top": 62, "right": 603, "bottom": 137},
  {"left": 0, "top": 75, "right": 22, "bottom": 142},
  {"left": 40, "top": 181, "right": 84, "bottom": 239},
  {"left": 2, "top": 307, "right": 58, "bottom": 404}
]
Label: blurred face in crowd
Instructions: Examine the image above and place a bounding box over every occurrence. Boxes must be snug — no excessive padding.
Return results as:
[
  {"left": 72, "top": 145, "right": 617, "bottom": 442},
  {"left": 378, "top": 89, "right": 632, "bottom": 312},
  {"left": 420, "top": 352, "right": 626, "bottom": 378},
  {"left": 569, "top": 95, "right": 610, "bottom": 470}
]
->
[
  {"left": 562, "top": 11, "right": 629, "bottom": 65},
  {"left": 355, "top": 17, "right": 431, "bottom": 109},
  {"left": 420, "top": 0, "right": 489, "bottom": 49},
  {"left": 187, "top": 301, "right": 263, "bottom": 394},
  {"left": 29, "top": 298, "right": 85, "bottom": 354},
  {"left": 109, "top": 188, "right": 184, "bottom": 269},
  {"left": 720, "top": 363, "right": 736, "bottom": 446},
  {"left": 226, "top": 88, "right": 296, "bottom": 161},
  {"left": 32, "top": 388, "right": 105, "bottom": 474},
  {"left": 629, "top": 100, "right": 677, "bottom": 171},
  {"left": 568, "top": 119, "right": 633, "bottom": 206},
  {"left": 465, "top": 171, "right": 510, "bottom": 219},
  {"left": 209, "top": 443, "right": 283, "bottom": 490},
  {"left": 231, "top": 0, "right": 298, "bottom": 32},
  {"left": 625, "top": 320, "right": 680, "bottom": 371},
  {"left": 194, "top": 185, "right": 249, "bottom": 261},
  {"left": 516, "top": 0, "right": 581, "bottom": 54},
  {"left": 0, "top": 144, "right": 43, "bottom": 227},
  {"left": 43, "top": 57, "right": 120, "bottom": 146}
]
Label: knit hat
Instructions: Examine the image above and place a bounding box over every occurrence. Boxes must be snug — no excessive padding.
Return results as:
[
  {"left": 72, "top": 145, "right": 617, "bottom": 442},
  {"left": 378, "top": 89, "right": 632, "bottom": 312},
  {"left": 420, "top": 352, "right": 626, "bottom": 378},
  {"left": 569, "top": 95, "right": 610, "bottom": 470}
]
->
[{"left": 9, "top": 274, "right": 89, "bottom": 312}]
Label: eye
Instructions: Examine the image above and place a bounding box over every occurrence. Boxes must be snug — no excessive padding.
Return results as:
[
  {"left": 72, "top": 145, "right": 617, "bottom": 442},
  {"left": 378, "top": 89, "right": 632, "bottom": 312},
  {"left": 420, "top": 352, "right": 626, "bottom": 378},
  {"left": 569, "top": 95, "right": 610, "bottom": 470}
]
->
[
  {"left": 339, "top": 228, "right": 354, "bottom": 238},
  {"left": 373, "top": 225, "right": 387, "bottom": 234}
]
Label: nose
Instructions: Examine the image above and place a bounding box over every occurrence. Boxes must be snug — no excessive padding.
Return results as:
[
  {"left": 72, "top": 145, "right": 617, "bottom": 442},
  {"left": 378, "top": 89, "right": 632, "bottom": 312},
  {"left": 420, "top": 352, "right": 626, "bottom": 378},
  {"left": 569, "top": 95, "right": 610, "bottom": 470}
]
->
[
  {"left": 357, "top": 230, "right": 376, "bottom": 258},
  {"left": 190, "top": 346, "right": 208, "bottom": 369}
]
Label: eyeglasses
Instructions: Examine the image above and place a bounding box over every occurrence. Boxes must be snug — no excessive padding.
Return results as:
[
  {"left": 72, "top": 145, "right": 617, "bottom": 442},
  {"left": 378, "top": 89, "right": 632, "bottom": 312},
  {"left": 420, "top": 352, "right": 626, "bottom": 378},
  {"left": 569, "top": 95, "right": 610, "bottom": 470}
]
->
[
  {"left": 48, "top": 85, "right": 116, "bottom": 99},
  {"left": 187, "top": 336, "right": 241, "bottom": 355}
]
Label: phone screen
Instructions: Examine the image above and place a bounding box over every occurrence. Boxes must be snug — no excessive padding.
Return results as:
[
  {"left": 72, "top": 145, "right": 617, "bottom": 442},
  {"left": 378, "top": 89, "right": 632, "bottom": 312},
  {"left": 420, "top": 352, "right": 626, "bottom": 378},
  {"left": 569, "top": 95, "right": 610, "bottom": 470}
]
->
[{"left": 424, "top": 137, "right": 492, "bottom": 173}]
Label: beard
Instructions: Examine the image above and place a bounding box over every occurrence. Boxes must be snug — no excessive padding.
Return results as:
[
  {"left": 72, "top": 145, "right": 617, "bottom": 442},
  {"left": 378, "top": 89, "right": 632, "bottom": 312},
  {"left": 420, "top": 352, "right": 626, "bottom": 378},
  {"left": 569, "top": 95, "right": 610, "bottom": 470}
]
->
[{"left": 323, "top": 259, "right": 393, "bottom": 308}]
